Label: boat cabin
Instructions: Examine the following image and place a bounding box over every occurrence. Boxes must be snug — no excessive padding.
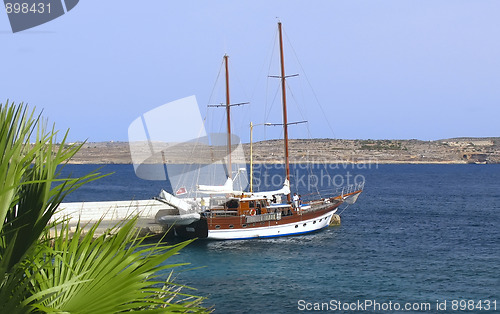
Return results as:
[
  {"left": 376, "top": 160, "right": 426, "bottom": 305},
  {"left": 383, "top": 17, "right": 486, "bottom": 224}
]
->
[{"left": 204, "top": 195, "right": 294, "bottom": 218}]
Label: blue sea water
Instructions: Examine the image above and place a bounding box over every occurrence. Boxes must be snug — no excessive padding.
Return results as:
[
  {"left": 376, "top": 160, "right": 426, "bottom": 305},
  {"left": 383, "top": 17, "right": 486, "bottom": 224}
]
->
[{"left": 61, "top": 164, "right": 500, "bottom": 313}]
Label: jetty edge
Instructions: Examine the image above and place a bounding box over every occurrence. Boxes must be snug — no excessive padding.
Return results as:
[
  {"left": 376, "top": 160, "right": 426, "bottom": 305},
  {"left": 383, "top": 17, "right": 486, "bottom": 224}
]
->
[{"left": 53, "top": 199, "right": 177, "bottom": 238}]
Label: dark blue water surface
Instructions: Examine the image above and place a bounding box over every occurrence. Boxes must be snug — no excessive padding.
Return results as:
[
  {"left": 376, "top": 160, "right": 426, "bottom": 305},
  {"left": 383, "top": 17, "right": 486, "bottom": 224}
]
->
[{"left": 61, "top": 164, "right": 500, "bottom": 313}]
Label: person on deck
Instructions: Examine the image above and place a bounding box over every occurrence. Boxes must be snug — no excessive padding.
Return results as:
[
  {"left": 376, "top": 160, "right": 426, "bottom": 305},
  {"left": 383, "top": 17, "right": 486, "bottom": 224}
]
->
[{"left": 293, "top": 193, "right": 299, "bottom": 210}]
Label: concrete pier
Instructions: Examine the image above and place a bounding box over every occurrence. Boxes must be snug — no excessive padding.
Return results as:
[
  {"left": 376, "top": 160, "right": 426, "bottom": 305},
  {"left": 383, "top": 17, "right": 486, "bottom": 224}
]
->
[{"left": 54, "top": 200, "right": 177, "bottom": 237}]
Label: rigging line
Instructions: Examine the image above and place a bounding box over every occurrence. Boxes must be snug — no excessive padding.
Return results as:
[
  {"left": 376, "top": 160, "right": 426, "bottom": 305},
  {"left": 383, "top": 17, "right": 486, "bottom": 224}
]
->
[
  {"left": 277, "top": 30, "right": 315, "bottom": 145},
  {"left": 286, "top": 81, "right": 323, "bottom": 196},
  {"left": 173, "top": 60, "right": 225, "bottom": 193},
  {"left": 250, "top": 27, "right": 278, "bottom": 102},
  {"left": 338, "top": 204, "right": 350, "bottom": 216},
  {"left": 283, "top": 29, "right": 337, "bottom": 139},
  {"left": 180, "top": 123, "right": 208, "bottom": 194},
  {"left": 206, "top": 73, "right": 228, "bottom": 150},
  {"left": 264, "top": 83, "right": 281, "bottom": 124},
  {"left": 207, "top": 100, "right": 226, "bottom": 135},
  {"left": 276, "top": 72, "right": 321, "bottom": 198},
  {"left": 232, "top": 62, "right": 250, "bottom": 101},
  {"left": 169, "top": 114, "right": 204, "bottom": 193},
  {"left": 285, "top": 83, "right": 315, "bottom": 150},
  {"left": 184, "top": 79, "right": 221, "bottom": 193},
  {"left": 267, "top": 28, "right": 279, "bottom": 80},
  {"left": 285, "top": 83, "right": 309, "bottom": 133},
  {"left": 229, "top": 56, "right": 252, "bottom": 133},
  {"left": 264, "top": 27, "right": 279, "bottom": 141},
  {"left": 205, "top": 58, "right": 226, "bottom": 121},
  {"left": 232, "top": 71, "right": 252, "bottom": 139}
]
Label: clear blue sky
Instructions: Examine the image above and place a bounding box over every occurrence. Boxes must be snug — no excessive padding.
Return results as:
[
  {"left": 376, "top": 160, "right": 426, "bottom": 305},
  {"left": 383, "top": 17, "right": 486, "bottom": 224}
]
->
[{"left": 1, "top": 1, "right": 499, "bottom": 142}]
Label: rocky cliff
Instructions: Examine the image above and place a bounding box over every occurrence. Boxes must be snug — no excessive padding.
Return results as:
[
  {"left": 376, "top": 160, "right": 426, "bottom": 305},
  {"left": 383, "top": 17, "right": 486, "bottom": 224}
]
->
[{"left": 67, "top": 137, "right": 500, "bottom": 164}]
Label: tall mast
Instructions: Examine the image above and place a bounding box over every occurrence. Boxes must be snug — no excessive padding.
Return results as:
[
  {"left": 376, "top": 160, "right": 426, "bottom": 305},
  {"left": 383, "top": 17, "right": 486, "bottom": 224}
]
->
[
  {"left": 207, "top": 55, "right": 248, "bottom": 179},
  {"left": 278, "top": 22, "right": 291, "bottom": 202},
  {"left": 224, "top": 54, "right": 232, "bottom": 177}
]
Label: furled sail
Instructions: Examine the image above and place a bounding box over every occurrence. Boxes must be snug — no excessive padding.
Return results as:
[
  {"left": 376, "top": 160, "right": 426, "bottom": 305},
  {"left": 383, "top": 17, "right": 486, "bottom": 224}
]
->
[
  {"left": 197, "top": 177, "right": 236, "bottom": 194},
  {"left": 249, "top": 179, "right": 290, "bottom": 198}
]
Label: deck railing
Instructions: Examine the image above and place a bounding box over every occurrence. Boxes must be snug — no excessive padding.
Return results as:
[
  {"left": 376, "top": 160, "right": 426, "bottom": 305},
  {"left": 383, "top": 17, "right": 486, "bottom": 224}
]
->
[
  {"left": 246, "top": 212, "right": 281, "bottom": 224},
  {"left": 341, "top": 181, "right": 365, "bottom": 198}
]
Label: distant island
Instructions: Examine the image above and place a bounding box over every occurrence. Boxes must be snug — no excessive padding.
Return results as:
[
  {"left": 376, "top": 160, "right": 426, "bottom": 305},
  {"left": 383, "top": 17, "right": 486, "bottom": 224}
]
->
[{"left": 67, "top": 137, "right": 500, "bottom": 164}]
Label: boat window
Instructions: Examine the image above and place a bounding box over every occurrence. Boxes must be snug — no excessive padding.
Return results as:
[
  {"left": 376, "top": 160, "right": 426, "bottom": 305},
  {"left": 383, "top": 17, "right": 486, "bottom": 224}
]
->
[
  {"left": 225, "top": 199, "right": 239, "bottom": 209},
  {"left": 242, "top": 224, "right": 247, "bottom": 228},
  {"left": 295, "top": 225, "right": 298, "bottom": 228},
  {"left": 249, "top": 201, "right": 255, "bottom": 208},
  {"left": 229, "top": 224, "right": 234, "bottom": 229},
  {"left": 303, "top": 223, "right": 307, "bottom": 227},
  {"left": 313, "top": 221, "right": 316, "bottom": 224},
  {"left": 215, "top": 225, "right": 220, "bottom": 229}
]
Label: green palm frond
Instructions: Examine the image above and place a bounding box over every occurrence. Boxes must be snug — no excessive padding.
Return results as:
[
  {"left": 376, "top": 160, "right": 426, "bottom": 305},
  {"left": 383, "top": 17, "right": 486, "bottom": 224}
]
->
[
  {"left": 0, "top": 101, "right": 105, "bottom": 312},
  {"left": 0, "top": 101, "right": 209, "bottom": 313},
  {"left": 0, "top": 102, "right": 38, "bottom": 232},
  {"left": 30, "top": 217, "right": 206, "bottom": 313},
  {"left": 0, "top": 101, "right": 103, "bottom": 272}
]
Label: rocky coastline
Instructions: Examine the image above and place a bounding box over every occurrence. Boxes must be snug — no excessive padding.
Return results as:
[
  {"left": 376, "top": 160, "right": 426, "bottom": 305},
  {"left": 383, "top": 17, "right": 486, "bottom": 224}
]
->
[{"left": 67, "top": 137, "right": 500, "bottom": 165}]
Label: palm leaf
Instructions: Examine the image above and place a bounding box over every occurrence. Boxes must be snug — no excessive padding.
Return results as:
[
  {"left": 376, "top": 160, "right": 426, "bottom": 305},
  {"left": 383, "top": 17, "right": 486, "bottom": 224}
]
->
[
  {"left": 0, "top": 101, "right": 209, "bottom": 313},
  {"left": 32, "top": 217, "right": 207, "bottom": 313}
]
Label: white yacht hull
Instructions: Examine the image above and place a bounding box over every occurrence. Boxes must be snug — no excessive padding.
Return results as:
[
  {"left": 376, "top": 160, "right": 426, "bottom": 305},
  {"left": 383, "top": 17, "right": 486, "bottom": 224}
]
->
[{"left": 206, "top": 208, "right": 337, "bottom": 240}]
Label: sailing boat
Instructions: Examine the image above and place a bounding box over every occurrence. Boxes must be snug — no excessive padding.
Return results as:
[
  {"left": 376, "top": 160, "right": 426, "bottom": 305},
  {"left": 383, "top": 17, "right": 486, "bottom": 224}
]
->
[{"left": 157, "top": 22, "right": 363, "bottom": 240}]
